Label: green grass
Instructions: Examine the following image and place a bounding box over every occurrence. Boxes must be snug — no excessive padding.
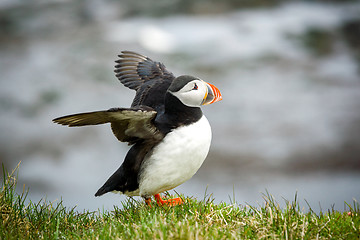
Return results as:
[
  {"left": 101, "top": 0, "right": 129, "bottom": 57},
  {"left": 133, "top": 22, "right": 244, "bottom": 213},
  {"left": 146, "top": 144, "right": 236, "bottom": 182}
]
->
[{"left": 1, "top": 165, "right": 359, "bottom": 239}]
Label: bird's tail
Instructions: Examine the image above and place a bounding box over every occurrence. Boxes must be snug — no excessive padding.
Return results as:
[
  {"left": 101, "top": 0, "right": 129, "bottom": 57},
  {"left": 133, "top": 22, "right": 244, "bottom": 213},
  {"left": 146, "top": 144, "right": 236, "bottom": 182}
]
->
[{"left": 95, "top": 185, "right": 112, "bottom": 197}]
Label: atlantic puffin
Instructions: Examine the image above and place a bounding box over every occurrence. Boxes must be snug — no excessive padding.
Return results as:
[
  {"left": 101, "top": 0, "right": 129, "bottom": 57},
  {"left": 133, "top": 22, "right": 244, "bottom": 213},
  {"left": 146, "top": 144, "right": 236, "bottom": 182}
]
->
[{"left": 53, "top": 51, "right": 222, "bottom": 206}]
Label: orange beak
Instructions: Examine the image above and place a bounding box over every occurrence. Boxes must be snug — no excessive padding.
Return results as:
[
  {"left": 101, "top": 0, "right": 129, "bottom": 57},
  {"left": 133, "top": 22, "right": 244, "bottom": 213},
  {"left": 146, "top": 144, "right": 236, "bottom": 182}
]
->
[{"left": 202, "top": 81, "right": 222, "bottom": 105}]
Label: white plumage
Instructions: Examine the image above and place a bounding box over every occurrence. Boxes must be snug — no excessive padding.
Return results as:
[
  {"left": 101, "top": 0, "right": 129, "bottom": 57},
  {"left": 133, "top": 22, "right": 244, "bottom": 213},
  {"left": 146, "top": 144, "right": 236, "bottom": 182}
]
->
[
  {"left": 138, "top": 115, "right": 212, "bottom": 198},
  {"left": 53, "top": 52, "right": 222, "bottom": 206}
]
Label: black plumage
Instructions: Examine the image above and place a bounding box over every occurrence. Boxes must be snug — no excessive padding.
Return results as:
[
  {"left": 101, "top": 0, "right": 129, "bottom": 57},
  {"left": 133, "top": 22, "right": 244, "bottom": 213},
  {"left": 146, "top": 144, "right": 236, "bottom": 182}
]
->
[
  {"left": 53, "top": 51, "right": 204, "bottom": 197},
  {"left": 115, "top": 51, "right": 175, "bottom": 110}
]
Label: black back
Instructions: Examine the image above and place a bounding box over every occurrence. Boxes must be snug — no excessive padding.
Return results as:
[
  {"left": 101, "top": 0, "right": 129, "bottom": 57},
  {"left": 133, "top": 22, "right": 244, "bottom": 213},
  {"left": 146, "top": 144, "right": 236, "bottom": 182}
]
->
[
  {"left": 115, "top": 51, "right": 175, "bottom": 112},
  {"left": 95, "top": 52, "right": 173, "bottom": 197},
  {"left": 95, "top": 51, "right": 202, "bottom": 197}
]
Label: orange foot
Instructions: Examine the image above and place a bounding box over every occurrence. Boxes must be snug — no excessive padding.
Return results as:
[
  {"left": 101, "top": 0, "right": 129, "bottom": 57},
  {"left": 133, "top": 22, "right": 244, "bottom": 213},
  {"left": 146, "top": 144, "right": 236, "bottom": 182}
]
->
[
  {"left": 145, "top": 194, "right": 183, "bottom": 207},
  {"left": 154, "top": 194, "right": 183, "bottom": 206},
  {"left": 145, "top": 198, "right": 152, "bottom": 206}
]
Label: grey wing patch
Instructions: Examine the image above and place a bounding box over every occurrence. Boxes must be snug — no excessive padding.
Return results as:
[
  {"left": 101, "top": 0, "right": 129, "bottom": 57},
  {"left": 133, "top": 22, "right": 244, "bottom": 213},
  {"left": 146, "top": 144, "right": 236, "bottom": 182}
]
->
[
  {"left": 114, "top": 51, "right": 175, "bottom": 91},
  {"left": 53, "top": 106, "right": 163, "bottom": 144},
  {"left": 108, "top": 107, "right": 163, "bottom": 144}
]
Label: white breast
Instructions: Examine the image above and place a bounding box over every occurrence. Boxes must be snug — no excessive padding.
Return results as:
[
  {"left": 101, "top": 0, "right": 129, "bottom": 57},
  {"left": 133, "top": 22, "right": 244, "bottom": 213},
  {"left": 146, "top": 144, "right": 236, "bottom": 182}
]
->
[{"left": 138, "top": 115, "right": 212, "bottom": 198}]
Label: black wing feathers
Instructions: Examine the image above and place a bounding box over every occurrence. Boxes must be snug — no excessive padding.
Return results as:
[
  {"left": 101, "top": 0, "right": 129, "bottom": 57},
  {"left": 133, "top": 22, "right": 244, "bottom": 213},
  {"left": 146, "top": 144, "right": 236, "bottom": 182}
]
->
[
  {"left": 53, "top": 106, "right": 163, "bottom": 144},
  {"left": 114, "top": 51, "right": 175, "bottom": 91},
  {"left": 53, "top": 51, "right": 176, "bottom": 196}
]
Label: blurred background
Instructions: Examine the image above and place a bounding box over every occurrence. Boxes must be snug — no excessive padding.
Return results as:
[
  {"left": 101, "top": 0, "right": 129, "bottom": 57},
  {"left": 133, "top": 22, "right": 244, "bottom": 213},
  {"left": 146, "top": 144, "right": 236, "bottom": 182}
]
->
[{"left": 1, "top": 0, "right": 360, "bottom": 212}]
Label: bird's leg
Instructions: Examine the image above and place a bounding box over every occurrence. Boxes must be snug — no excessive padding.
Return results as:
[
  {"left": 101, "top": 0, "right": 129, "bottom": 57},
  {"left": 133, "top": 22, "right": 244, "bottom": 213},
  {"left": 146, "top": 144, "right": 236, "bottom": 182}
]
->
[
  {"left": 154, "top": 193, "right": 183, "bottom": 206},
  {"left": 145, "top": 197, "right": 152, "bottom": 207}
]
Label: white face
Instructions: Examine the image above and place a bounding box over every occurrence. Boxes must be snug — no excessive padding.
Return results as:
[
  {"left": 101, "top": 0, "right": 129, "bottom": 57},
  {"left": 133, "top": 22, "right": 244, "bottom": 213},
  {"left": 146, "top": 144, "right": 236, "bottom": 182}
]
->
[{"left": 170, "top": 80, "right": 208, "bottom": 107}]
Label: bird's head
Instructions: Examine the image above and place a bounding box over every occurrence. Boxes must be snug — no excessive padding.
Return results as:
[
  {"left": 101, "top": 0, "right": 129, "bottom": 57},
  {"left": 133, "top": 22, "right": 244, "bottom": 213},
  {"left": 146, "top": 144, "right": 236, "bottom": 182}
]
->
[{"left": 168, "top": 75, "right": 222, "bottom": 108}]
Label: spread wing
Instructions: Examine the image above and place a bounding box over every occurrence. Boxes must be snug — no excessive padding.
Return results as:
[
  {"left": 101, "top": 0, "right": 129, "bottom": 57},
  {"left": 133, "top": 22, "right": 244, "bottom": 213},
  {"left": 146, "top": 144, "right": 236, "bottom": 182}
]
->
[
  {"left": 114, "top": 51, "right": 175, "bottom": 91},
  {"left": 52, "top": 106, "right": 164, "bottom": 145}
]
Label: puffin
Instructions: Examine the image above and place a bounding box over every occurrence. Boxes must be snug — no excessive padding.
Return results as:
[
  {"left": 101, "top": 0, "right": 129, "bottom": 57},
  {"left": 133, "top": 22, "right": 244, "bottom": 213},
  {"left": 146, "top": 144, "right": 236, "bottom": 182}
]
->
[{"left": 53, "top": 51, "right": 222, "bottom": 206}]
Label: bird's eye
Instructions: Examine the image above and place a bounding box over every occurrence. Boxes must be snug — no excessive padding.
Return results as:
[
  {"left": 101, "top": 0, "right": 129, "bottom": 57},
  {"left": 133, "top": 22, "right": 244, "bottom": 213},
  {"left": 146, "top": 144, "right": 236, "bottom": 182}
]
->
[{"left": 192, "top": 83, "right": 198, "bottom": 90}]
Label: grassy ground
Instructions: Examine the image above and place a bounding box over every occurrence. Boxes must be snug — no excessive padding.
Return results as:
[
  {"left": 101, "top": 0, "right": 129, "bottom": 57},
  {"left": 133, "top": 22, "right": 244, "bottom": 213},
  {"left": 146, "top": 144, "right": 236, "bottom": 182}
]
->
[{"left": 1, "top": 166, "right": 359, "bottom": 239}]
